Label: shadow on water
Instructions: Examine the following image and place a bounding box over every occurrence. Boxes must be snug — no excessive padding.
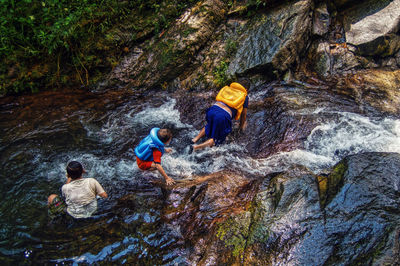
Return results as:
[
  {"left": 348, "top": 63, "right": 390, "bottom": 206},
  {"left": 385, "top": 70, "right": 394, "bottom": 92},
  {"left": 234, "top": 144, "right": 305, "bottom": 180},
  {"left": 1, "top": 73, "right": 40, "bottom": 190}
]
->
[{"left": 1, "top": 84, "right": 400, "bottom": 264}]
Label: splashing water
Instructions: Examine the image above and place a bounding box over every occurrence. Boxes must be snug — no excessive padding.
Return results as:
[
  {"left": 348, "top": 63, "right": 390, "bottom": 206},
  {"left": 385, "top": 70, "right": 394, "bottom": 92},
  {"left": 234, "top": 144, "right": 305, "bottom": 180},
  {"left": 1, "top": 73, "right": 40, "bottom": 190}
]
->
[
  {"left": 131, "top": 100, "right": 400, "bottom": 176},
  {"left": 82, "top": 99, "right": 400, "bottom": 178},
  {"left": 248, "top": 111, "right": 400, "bottom": 173},
  {"left": 2, "top": 93, "right": 400, "bottom": 264},
  {"left": 85, "top": 99, "right": 400, "bottom": 178}
]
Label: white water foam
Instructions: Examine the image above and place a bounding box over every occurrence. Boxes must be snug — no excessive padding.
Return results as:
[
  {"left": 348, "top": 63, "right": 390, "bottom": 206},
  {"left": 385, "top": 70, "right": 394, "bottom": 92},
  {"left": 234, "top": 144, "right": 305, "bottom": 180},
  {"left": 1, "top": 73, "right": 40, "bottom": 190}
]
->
[
  {"left": 165, "top": 109, "right": 400, "bottom": 175},
  {"left": 79, "top": 99, "right": 400, "bottom": 180},
  {"left": 252, "top": 111, "right": 400, "bottom": 173}
]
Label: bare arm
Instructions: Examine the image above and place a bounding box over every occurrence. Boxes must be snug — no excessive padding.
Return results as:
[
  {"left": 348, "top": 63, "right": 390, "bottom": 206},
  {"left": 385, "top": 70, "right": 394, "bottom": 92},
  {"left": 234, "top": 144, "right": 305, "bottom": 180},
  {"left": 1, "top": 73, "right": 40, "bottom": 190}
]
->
[
  {"left": 92, "top": 178, "right": 108, "bottom": 198},
  {"left": 239, "top": 108, "right": 248, "bottom": 131},
  {"left": 154, "top": 163, "right": 175, "bottom": 185},
  {"left": 98, "top": 192, "right": 108, "bottom": 198}
]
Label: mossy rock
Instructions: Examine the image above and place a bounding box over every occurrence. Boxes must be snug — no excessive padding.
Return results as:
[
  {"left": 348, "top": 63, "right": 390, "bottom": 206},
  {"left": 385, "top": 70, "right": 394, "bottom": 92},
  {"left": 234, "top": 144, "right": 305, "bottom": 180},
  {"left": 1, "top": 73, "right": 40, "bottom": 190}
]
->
[
  {"left": 216, "top": 211, "right": 252, "bottom": 258},
  {"left": 317, "top": 159, "right": 348, "bottom": 208}
]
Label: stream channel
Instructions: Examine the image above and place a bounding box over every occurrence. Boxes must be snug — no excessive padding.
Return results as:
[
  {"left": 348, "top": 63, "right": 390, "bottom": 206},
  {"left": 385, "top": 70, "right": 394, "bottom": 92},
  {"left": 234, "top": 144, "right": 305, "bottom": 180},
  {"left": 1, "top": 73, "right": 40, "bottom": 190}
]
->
[{"left": 1, "top": 86, "right": 400, "bottom": 264}]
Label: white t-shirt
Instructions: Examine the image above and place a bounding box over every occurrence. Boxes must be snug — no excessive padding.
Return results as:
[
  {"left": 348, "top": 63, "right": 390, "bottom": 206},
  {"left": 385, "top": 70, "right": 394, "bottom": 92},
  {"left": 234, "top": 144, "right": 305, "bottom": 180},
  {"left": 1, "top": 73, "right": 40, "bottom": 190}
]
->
[{"left": 62, "top": 178, "right": 105, "bottom": 218}]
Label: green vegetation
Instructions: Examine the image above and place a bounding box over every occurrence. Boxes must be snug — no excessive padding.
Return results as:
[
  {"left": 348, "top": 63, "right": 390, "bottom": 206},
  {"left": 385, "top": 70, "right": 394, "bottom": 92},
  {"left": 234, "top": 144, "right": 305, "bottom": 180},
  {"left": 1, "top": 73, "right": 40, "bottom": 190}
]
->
[
  {"left": 213, "top": 60, "right": 230, "bottom": 87},
  {"left": 216, "top": 212, "right": 251, "bottom": 258},
  {"left": 317, "top": 160, "right": 347, "bottom": 208},
  {"left": 225, "top": 38, "right": 238, "bottom": 57},
  {"left": 0, "top": 0, "right": 196, "bottom": 95}
]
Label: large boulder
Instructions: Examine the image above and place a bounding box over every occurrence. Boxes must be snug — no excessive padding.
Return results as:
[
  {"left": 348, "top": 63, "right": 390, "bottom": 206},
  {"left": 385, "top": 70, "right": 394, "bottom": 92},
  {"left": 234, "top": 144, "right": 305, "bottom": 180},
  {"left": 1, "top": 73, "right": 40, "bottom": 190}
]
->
[
  {"left": 343, "top": 0, "right": 400, "bottom": 56},
  {"left": 194, "top": 152, "right": 400, "bottom": 265},
  {"left": 333, "top": 69, "right": 400, "bottom": 116},
  {"left": 227, "top": 0, "right": 313, "bottom": 76},
  {"left": 242, "top": 152, "right": 400, "bottom": 265},
  {"left": 159, "top": 153, "right": 400, "bottom": 264}
]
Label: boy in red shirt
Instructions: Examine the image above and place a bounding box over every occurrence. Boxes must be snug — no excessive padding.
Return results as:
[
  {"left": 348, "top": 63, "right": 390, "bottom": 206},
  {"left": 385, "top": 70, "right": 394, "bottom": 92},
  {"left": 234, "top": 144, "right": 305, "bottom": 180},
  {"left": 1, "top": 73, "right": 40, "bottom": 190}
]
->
[{"left": 135, "top": 128, "right": 175, "bottom": 185}]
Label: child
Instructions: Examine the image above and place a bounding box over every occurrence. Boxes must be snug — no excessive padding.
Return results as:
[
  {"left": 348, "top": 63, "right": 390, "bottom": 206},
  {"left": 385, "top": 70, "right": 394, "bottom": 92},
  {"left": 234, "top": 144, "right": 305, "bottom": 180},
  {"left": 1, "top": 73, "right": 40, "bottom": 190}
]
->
[
  {"left": 191, "top": 79, "right": 250, "bottom": 151},
  {"left": 135, "top": 128, "right": 175, "bottom": 185},
  {"left": 48, "top": 161, "right": 108, "bottom": 219}
]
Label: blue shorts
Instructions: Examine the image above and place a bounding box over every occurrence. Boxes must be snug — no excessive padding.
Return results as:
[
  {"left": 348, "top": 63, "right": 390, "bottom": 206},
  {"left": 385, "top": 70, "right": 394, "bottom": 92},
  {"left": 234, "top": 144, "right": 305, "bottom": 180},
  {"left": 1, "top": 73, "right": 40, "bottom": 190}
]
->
[{"left": 205, "top": 105, "right": 232, "bottom": 145}]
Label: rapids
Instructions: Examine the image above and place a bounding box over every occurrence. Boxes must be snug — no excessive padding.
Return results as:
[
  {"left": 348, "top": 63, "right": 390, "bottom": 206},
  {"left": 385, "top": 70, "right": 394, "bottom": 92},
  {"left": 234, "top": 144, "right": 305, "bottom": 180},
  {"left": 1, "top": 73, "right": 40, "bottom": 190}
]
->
[{"left": 1, "top": 87, "right": 400, "bottom": 264}]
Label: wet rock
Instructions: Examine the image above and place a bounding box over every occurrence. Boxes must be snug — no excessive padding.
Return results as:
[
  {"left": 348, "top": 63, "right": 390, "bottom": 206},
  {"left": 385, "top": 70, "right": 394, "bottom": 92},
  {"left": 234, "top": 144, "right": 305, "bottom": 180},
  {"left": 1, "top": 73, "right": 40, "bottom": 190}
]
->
[
  {"left": 174, "top": 90, "right": 214, "bottom": 128},
  {"left": 312, "top": 2, "right": 330, "bottom": 37},
  {"left": 181, "top": 152, "right": 400, "bottom": 264},
  {"left": 316, "top": 159, "right": 346, "bottom": 208},
  {"left": 163, "top": 171, "right": 262, "bottom": 264},
  {"left": 227, "top": 0, "right": 313, "bottom": 76},
  {"left": 240, "top": 81, "right": 363, "bottom": 157},
  {"left": 110, "top": 0, "right": 227, "bottom": 89},
  {"left": 343, "top": 0, "right": 400, "bottom": 56}
]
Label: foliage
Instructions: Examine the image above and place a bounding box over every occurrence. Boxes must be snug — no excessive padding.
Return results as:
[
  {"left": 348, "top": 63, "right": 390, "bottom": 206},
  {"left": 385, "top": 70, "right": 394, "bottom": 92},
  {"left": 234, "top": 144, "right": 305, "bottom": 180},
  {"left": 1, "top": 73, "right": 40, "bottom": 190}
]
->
[
  {"left": 213, "top": 60, "right": 230, "bottom": 88},
  {"left": 247, "top": 0, "right": 267, "bottom": 9},
  {"left": 0, "top": 0, "right": 197, "bottom": 95},
  {"left": 225, "top": 38, "right": 238, "bottom": 57}
]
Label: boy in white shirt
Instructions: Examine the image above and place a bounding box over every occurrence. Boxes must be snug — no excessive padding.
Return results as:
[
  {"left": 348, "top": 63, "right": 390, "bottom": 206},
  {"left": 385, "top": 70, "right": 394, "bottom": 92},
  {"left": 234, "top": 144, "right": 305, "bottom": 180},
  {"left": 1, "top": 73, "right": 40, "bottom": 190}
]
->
[{"left": 48, "top": 161, "right": 108, "bottom": 219}]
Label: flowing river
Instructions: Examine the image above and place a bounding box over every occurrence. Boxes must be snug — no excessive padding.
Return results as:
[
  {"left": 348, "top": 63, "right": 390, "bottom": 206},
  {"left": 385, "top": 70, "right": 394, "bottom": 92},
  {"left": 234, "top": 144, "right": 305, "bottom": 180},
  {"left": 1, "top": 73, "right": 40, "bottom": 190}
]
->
[{"left": 1, "top": 87, "right": 400, "bottom": 264}]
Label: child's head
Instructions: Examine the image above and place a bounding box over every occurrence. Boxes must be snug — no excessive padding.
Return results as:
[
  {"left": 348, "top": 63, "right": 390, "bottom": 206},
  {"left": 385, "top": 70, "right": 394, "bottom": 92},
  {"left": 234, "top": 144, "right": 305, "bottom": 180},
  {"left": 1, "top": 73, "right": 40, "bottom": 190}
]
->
[
  {"left": 158, "top": 128, "right": 172, "bottom": 144},
  {"left": 66, "top": 161, "right": 83, "bottom": 179}
]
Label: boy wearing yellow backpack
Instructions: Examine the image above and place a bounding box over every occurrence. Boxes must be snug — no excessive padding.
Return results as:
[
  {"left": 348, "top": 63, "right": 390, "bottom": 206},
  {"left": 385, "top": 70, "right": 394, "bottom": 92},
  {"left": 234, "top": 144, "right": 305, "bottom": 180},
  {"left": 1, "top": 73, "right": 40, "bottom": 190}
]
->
[{"left": 191, "top": 79, "right": 250, "bottom": 151}]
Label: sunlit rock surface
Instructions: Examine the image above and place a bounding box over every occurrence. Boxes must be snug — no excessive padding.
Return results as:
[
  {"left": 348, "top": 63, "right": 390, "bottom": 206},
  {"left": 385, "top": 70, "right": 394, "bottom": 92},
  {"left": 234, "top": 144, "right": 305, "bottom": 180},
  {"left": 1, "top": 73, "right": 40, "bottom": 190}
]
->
[
  {"left": 343, "top": 0, "right": 400, "bottom": 56},
  {"left": 156, "top": 153, "right": 400, "bottom": 264},
  {"left": 228, "top": 0, "right": 313, "bottom": 75},
  {"left": 343, "top": 0, "right": 400, "bottom": 45}
]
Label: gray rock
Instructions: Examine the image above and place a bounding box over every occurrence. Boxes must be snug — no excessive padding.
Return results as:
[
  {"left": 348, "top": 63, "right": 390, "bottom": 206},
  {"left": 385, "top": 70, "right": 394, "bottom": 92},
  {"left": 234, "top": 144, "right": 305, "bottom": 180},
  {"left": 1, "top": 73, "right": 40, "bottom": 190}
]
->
[
  {"left": 312, "top": 2, "right": 330, "bottom": 36},
  {"left": 110, "top": 0, "right": 227, "bottom": 89},
  {"left": 344, "top": 0, "right": 400, "bottom": 56},
  {"left": 227, "top": 0, "right": 313, "bottom": 76},
  {"left": 245, "top": 152, "right": 400, "bottom": 265}
]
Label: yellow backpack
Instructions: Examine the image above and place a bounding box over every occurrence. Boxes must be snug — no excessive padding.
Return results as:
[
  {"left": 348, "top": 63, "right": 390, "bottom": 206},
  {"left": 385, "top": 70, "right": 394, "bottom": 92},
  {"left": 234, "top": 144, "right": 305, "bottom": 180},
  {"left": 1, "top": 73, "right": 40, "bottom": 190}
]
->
[{"left": 216, "top": 82, "right": 247, "bottom": 120}]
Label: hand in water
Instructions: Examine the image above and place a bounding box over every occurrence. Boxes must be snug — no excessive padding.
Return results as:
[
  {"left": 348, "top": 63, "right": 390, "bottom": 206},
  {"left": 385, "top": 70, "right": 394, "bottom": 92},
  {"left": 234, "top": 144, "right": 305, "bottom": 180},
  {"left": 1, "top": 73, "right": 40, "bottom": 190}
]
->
[
  {"left": 165, "top": 148, "right": 173, "bottom": 153},
  {"left": 240, "top": 121, "right": 248, "bottom": 131},
  {"left": 165, "top": 177, "right": 175, "bottom": 185}
]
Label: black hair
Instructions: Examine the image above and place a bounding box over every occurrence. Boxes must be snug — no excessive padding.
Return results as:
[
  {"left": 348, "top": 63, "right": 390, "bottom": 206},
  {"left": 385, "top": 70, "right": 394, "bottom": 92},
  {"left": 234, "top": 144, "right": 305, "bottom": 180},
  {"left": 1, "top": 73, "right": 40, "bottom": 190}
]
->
[
  {"left": 237, "top": 78, "right": 251, "bottom": 90},
  {"left": 66, "top": 161, "right": 83, "bottom": 179},
  {"left": 158, "top": 128, "right": 172, "bottom": 143}
]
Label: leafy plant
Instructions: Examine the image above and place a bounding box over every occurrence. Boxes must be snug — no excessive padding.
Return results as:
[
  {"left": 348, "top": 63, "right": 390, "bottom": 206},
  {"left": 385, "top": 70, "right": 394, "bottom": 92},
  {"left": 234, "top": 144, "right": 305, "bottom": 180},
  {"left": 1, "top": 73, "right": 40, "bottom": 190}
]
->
[
  {"left": 213, "top": 60, "right": 230, "bottom": 87},
  {"left": 0, "top": 0, "right": 197, "bottom": 95}
]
